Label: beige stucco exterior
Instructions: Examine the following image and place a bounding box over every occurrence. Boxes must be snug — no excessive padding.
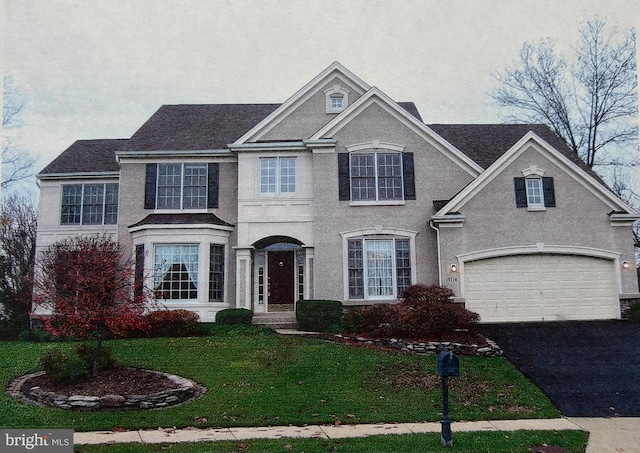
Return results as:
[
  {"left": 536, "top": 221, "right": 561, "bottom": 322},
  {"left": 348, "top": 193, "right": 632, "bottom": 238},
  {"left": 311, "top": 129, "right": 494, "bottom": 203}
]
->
[{"left": 34, "top": 63, "right": 639, "bottom": 323}]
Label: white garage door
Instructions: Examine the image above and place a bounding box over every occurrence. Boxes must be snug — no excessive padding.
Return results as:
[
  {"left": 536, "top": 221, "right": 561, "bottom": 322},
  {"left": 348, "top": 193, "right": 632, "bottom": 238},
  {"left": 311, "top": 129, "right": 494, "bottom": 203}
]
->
[{"left": 464, "top": 254, "right": 619, "bottom": 323}]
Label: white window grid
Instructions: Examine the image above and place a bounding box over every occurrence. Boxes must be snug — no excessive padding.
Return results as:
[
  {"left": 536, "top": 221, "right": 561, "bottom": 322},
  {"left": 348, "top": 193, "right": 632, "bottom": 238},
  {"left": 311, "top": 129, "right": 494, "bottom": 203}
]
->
[
  {"left": 350, "top": 153, "right": 403, "bottom": 201},
  {"left": 348, "top": 238, "right": 411, "bottom": 300},
  {"left": 157, "top": 163, "right": 207, "bottom": 210},
  {"left": 60, "top": 183, "right": 118, "bottom": 225},
  {"left": 153, "top": 244, "right": 199, "bottom": 300},
  {"left": 525, "top": 177, "right": 544, "bottom": 207},
  {"left": 260, "top": 157, "right": 297, "bottom": 194}
]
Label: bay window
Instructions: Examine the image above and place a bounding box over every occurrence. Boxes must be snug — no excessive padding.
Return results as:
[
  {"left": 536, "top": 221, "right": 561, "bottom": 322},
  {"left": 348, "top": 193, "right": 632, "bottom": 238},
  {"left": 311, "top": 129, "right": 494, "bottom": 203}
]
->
[{"left": 154, "top": 244, "right": 199, "bottom": 300}]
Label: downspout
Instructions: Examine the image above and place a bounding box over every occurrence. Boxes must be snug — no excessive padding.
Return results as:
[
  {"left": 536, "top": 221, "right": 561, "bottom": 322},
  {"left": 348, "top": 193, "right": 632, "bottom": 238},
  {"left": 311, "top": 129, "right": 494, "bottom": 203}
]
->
[{"left": 429, "top": 219, "right": 442, "bottom": 287}]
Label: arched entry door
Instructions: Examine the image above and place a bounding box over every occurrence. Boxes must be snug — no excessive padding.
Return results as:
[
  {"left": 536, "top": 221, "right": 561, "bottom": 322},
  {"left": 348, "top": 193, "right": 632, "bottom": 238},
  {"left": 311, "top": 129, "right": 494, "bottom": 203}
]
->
[{"left": 253, "top": 236, "right": 304, "bottom": 313}]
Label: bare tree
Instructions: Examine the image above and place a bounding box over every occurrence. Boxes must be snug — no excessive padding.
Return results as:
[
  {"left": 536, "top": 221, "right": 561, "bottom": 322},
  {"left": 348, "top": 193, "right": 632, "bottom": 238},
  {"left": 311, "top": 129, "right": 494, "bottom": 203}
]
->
[
  {"left": 0, "top": 194, "right": 37, "bottom": 338},
  {"left": 491, "top": 17, "right": 638, "bottom": 171},
  {"left": 2, "top": 76, "right": 36, "bottom": 191}
]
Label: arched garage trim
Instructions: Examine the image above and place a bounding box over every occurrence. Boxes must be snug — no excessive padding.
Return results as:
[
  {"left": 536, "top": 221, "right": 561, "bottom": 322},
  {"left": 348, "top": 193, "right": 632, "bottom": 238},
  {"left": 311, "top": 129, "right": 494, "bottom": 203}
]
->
[{"left": 457, "top": 244, "right": 621, "bottom": 264}]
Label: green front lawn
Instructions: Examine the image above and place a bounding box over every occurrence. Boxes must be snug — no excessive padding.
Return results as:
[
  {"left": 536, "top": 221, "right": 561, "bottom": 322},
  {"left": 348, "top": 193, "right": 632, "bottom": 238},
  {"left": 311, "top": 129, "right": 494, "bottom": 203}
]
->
[{"left": 1, "top": 326, "right": 559, "bottom": 432}]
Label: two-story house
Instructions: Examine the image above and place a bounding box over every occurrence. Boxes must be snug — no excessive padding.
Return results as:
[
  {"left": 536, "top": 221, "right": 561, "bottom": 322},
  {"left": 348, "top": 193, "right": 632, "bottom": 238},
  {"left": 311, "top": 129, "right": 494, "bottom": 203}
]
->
[{"left": 35, "top": 62, "right": 639, "bottom": 323}]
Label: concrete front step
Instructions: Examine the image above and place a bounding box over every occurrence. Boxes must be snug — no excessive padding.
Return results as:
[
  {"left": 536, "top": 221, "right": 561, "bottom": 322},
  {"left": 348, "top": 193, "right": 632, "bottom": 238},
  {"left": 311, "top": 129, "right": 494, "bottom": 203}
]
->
[{"left": 252, "top": 312, "right": 298, "bottom": 329}]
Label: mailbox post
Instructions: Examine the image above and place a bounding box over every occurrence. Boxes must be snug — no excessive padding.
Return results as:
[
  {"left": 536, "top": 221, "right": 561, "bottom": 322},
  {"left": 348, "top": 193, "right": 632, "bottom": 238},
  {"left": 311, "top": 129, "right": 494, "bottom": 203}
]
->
[{"left": 436, "top": 350, "right": 460, "bottom": 447}]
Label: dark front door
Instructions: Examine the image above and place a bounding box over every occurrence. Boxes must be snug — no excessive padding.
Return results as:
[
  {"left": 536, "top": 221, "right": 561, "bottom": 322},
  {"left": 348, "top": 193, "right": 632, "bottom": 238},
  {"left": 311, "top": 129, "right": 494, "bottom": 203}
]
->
[{"left": 268, "top": 250, "right": 295, "bottom": 308}]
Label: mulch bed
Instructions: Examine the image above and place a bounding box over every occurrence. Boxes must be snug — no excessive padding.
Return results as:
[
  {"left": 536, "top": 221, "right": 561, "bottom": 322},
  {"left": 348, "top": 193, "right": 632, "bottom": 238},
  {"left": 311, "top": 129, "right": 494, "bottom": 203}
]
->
[{"left": 22, "top": 368, "right": 179, "bottom": 398}]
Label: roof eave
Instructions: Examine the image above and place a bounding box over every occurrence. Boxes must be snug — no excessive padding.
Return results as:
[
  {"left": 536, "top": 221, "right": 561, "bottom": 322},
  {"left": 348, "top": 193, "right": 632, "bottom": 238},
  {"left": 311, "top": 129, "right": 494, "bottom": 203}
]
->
[
  {"left": 116, "top": 149, "right": 232, "bottom": 161},
  {"left": 37, "top": 171, "right": 120, "bottom": 181}
]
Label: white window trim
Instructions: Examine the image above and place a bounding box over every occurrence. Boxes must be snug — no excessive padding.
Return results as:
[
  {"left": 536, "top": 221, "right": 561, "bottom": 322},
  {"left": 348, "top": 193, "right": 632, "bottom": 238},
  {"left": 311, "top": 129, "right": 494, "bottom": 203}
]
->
[
  {"left": 348, "top": 151, "right": 404, "bottom": 203},
  {"left": 130, "top": 226, "right": 232, "bottom": 307},
  {"left": 340, "top": 227, "right": 418, "bottom": 303},
  {"left": 60, "top": 182, "right": 119, "bottom": 226},
  {"left": 324, "top": 85, "right": 350, "bottom": 113},
  {"left": 525, "top": 176, "right": 546, "bottom": 211},
  {"left": 259, "top": 157, "right": 297, "bottom": 196},
  {"left": 155, "top": 163, "right": 208, "bottom": 211}
]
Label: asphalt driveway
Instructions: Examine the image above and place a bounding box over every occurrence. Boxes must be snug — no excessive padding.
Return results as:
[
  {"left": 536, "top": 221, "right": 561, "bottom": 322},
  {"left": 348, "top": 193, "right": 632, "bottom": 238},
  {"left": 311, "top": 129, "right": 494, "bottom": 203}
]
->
[{"left": 479, "top": 320, "right": 640, "bottom": 417}]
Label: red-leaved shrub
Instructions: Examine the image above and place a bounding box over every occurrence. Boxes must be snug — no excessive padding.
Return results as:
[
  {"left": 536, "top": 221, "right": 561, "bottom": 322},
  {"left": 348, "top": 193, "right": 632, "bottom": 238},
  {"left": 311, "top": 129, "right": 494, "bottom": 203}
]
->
[
  {"left": 346, "top": 284, "right": 479, "bottom": 339},
  {"left": 146, "top": 309, "right": 204, "bottom": 337},
  {"left": 396, "top": 284, "right": 479, "bottom": 338}
]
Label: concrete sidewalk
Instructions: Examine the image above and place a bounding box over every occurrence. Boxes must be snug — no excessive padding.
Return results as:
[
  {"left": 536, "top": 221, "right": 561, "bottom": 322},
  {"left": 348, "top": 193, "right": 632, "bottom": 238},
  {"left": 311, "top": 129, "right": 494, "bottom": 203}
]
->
[
  {"left": 567, "top": 417, "right": 640, "bottom": 453},
  {"left": 74, "top": 418, "right": 616, "bottom": 446},
  {"left": 73, "top": 418, "right": 640, "bottom": 452}
]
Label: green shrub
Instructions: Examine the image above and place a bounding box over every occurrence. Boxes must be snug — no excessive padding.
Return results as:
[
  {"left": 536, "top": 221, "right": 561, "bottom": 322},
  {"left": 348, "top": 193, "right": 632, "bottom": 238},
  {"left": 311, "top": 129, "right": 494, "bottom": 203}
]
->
[
  {"left": 342, "top": 307, "right": 365, "bottom": 333},
  {"left": 0, "top": 314, "right": 30, "bottom": 341},
  {"left": 18, "top": 327, "right": 55, "bottom": 343},
  {"left": 146, "top": 309, "right": 205, "bottom": 337},
  {"left": 296, "top": 300, "right": 343, "bottom": 332},
  {"left": 215, "top": 308, "right": 253, "bottom": 325},
  {"left": 39, "top": 350, "right": 88, "bottom": 385},
  {"left": 76, "top": 344, "right": 118, "bottom": 371},
  {"left": 627, "top": 301, "right": 640, "bottom": 322}
]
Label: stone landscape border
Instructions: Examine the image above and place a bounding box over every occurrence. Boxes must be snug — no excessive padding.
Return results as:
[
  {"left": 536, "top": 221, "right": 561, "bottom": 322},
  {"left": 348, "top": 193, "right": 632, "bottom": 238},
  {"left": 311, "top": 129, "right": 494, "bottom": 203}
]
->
[
  {"left": 326, "top": 334, "right": 503, "bottom": 357},
  {"left": 7, "top": 369, "right": 206, "bottom": 411}
]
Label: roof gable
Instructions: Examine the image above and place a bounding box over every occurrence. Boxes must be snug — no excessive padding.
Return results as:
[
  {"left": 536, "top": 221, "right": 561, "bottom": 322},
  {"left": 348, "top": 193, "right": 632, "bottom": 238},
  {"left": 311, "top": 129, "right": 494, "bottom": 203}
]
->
[
  {"left": 234, "top": 62, "right": 372, "bottom": 144},
  {"left": 433, "top": 131, "right": 637, "bottom": 216},
  {"left": 311, "top": 87, "right": 484, "bottom": 176}
]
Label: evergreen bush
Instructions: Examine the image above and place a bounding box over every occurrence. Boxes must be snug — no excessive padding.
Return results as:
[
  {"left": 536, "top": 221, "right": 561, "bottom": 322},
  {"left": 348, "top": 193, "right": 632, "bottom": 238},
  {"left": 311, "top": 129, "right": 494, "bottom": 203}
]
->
[
  {"left": 627, "top": 301, "right": 640, "bottom": 322},
  {"left": 296, "top": 300, "right": 343, "bottom": 332},
  {"left": 215, "top": 308, "right": 253, "bottom": 325},
  {"left": 39, "top": 350, "right": 88, "bottom": 385}
]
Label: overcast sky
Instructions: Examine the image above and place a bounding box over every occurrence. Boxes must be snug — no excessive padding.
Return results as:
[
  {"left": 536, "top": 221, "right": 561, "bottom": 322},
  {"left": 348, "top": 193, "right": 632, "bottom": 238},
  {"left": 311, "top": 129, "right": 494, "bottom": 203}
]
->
[{"left": 2, "top": 0, "right": 638, "bottom": 192}]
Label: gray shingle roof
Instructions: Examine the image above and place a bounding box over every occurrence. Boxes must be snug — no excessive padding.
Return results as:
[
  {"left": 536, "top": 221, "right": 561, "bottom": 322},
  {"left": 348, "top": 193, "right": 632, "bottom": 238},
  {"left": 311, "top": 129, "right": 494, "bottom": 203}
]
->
[
  {"left": 129, "top": 213, "right": 234, "bottom": 228},
  {"left": 126, "top": 104, "right": 281, "bottom": 151},
  {"left": 39, "top": 139, "right": 128, "bottom": 175},
  {"left": 398, "top": 102, "right": 422, "bottom": 122},
  {"left": 428, "top": 123, "right": 601, "bottom": 181},
  {"left": 39, "top": 107, "right": 596, "bottom": 186}
]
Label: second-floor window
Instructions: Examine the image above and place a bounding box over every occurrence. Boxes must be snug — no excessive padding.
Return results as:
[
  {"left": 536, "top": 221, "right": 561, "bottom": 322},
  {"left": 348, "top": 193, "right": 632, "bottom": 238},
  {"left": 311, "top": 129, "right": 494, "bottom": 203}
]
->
[
  {"left": 260, "top": 157, "right": 296, "bottom": 194},
  {"left": 144, "top": 163, "right": 219, "bottom": 210},
  {"left": 514, "top": 176, "right": 556, "bottom": 209},
  {"left": 157, "top": 163, "right": 207, "bottom": 209},
  {"left": 61, "top": 183, "right": 118, "bottom": 225},
  {"left": 351, "top": 153, "right": 403, "bottom": 201},
  {"left": 338, "top": 151, "right": 415, "bottom": 203}
]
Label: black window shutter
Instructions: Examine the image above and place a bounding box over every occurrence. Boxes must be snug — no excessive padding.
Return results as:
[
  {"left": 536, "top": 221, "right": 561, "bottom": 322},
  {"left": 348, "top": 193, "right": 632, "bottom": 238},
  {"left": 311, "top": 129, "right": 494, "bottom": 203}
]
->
[
  {"left": 402, "top": 152, "right": 416, "bottom": 200},
  {"left": 207, "top": 163, "right": 219, "bottom": 208},
  {"left": 543, "top": 177, "right": 556, "bottom": 207},
  {"left": 134, "top": 244, "right": 144, "bottom": 298},
  {"left": 338, "top": 153, "right": 351, "bottom": 201},
  {"left": 514, "top": 177, "right": 527, "bottom": 207},
  {"left": 144, "top": 164, "right": 158, "bottom": 209}
]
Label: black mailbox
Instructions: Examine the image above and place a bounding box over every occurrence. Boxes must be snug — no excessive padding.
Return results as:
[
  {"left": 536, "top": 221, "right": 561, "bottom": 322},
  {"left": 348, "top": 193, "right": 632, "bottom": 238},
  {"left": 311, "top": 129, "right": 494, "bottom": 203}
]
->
[{"left": 436, "top": 351, "right": 460, "bottom": 377}]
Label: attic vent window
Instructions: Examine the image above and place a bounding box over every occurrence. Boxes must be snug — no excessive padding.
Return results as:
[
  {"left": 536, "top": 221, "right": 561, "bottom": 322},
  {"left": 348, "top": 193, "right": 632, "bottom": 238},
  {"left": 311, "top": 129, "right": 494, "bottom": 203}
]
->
[
  {"left": 325, "top": 85, "right": 350, "bottom": 113},
  {"left": 330, "top": 95, "right": 344, "bottom": 110}
]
